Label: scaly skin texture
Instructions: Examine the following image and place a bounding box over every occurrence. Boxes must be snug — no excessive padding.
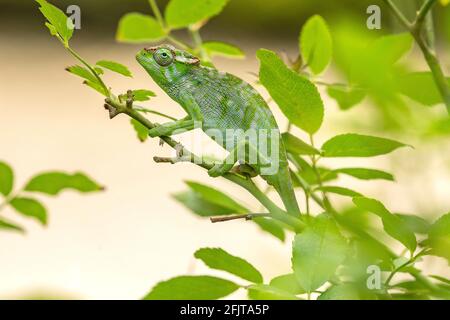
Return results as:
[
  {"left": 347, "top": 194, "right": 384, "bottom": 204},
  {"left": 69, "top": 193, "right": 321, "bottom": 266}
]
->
[{"left": 136, "top": 45, "right": 300, "bottom": 216}]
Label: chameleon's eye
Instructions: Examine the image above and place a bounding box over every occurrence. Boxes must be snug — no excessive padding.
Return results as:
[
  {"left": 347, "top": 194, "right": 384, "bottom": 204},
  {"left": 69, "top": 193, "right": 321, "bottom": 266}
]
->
[{"left": 154, "top": 48, "right": 174, "bottom": 66}]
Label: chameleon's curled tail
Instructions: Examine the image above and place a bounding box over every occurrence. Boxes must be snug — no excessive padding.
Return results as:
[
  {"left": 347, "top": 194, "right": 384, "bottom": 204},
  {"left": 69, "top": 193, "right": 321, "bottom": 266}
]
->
[{"left": 262, "top": 165, "right": 300, "bottom": 217}]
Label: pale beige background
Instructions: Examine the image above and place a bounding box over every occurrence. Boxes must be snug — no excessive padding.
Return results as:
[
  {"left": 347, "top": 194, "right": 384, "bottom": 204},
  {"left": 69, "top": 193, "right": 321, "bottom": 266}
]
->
[{"left": 1, "top": 18, "right": 449, "bottom": 299}]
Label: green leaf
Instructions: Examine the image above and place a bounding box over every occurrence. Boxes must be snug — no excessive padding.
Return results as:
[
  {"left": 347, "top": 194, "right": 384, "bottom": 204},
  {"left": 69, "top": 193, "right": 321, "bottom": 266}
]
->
[
  {"left": 165, "top": 0, "right": 230, "bottom": 29},
  {"left": 269, "top": 274, "right": 305, "bottom": 295},
  {"left": 172, "top": 191, "right": 237, "bottom": 217},
  {"left": 0, "top": 161, "right": 14, "bottom": 196},
  {"left": 130, "top": 119, "right": 149, "bottom": 142},
  {"left": 427, "top": 212, "right": 450, "bottom": 263},
  {"left": 66, "top": 65, "right": 98, "bottom": 83},
  {"left": 252, "top": 217, "right": 285, "bottom": 242},
  {"left": 83, "top": 80, "right": 108, "bottom": 96},
  {"left": 36, "top": 0, "right": 74, "bottom": 44},
  {"left": 0, "top": 217, "right": 25, "bottom": 233},
  {"left": 327, "top": 85, "right": 366, "bottom": 110},
  {"left": 315, "top": 186, "right": 362, "bottom": 197},
  {"left": 94, "top": 67, "right": 104, "bottom": 75},
  {"left": 396, "top": 72, "right": 450, "bottom": 106},
  {"left": 282, "top": 132, "right": 320, "bottom": 155},
  {"left": 257, "top": 49, "right": 324, "bottom": 134},
  {"left": 292, "top": 214, "right": 348, "bottom": 292},
  {"left": 25, "top": 172, "right": 103, "bottom": 195},
  {"left": 300, "top": 15, "right": 332, "bottom": 75},
  {"left": 202, "top": 41, "right": 244, "bottom": 58},
  {"left": 431, "top": 275, "right": 450, "bottom": 286},
  {"left": 247, "top": 284, "right": 298, "bottom": 300},
  {"left": 194, "top": 248, "right": 263, "bottom": 283},
  {"left": 322, "top": 133, "right": 409, "bottom": 157},
  {"left": 318, "top": 284, "right": 359, "bottom": 300},
  {"left": 144, "top": 275, "right": 239, "bottom": 300},
  {"left": 370, "top": 33, "right": 413, "bottom": 66},
  {"left": 131, "top": 89, "right": 156, "bottom": 102},
  {"left": 185, "top": 181, "right": 247, "bottom": 213},
  {"left": 10, "top": 197, "right": 47, "bottom": 225},
  {"left": 353, "top": 197, "right": 417, "bottom": 252},
  {"left": 96, "top": 60, "right": 132, "bottom": 77},
  {"left": 45, "top": 22, "right": 57, "bottom": 36},
  {"left": 395, "top": 214, "right": 431, "bottom": 234},
  {"left": 333, "top": 27, "right": 413, "bottom": 105},
  {"left": 116, "top": 13, "right": 166, "bottom": 43},
  {"left": 333, "top": 168, "right": 394, "bottom": 181}
]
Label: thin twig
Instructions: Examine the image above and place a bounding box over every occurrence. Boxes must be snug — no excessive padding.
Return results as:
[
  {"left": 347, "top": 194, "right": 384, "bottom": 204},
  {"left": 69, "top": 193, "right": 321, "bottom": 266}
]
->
[
  {"left": 383, "top": 0, "right": 450, "bottom": 113},
  {"left": 210, "top": 213, "right": 270, "bottom": 223},
  {"left": 414, "top": 0, "right": 437, "bottom": 29},
  {"left": 382, "top": 0, "right": 413, "bottom": 29},
  {"left": 148, "top": 0, "right": 165, "bottom": 30}
]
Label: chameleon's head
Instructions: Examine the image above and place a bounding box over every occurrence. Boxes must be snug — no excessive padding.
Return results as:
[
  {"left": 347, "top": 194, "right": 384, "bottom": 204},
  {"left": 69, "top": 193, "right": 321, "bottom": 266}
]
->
[{"left": 136, "top": 44, "right": 200, "bottom": 87}]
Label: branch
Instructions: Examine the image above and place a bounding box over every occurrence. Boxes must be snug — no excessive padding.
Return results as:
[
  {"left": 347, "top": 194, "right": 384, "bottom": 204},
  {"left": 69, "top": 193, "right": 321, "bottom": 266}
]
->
[
  {"left": 382, "top": 0, "right": 413, "bottom": 29},
  {"left": 148, "top": 0, "right": 165, "bottom": 30},
  {"left": 104, "top": 97, "right": 305, "bottom": 231},
  {"left": 414, "top": 0, "right": 437, "bottom": 29},
  {"left": 382, "top": 0, "right": 450, "bottom": 114},
  {"left": 210, "top": 213, "right": 269, "bottom": 223}
]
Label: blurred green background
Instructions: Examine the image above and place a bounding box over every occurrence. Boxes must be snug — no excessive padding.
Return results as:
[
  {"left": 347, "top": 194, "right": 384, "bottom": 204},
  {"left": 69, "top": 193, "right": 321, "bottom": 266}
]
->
[{"left": 2, "top": 0, "right": 449, "bottom": 41}]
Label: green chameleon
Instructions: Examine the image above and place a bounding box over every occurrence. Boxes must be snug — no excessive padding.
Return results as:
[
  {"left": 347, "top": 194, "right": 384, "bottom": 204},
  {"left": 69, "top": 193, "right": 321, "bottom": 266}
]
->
[{"left": 136, "top": 45, "right": 300, "bottom": 216}]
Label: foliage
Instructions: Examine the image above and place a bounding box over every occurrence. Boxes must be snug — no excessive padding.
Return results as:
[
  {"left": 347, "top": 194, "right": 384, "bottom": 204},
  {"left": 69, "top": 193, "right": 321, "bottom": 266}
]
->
[
  {"left": 35, "top": 0, "right": 450, "bottom": 300},
  {"left": 0, "top": 160, "right": 102, "bottom": 233}
]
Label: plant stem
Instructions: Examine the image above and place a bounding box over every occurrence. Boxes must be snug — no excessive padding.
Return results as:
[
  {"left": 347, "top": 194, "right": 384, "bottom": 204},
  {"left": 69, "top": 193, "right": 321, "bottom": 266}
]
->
[
  {"left": 66, "top": 46, "right": 110, "bottom": 96},
  {"left": 210, "top": 213, "right": 269, "bottom": 223},
  {"left": 189, "top": 27, "right": 209, "bottom": 61},
  {"left": 415, "top": 36, "right": 450, "bottom": 113},
  {"left": 133, "top": 106, "right": 177, "bottom": 121},
  {"left": 308, "top": 134, "right": 333, "bottom": 211},
  {"left": 382, "top": 0, "right": 413, "bottom": 29},
  {"left": 304, "top": 190, "right": 310, "bottom": 216},
  {"left": 384, "top": 248, "right": 428, "bottom": 288},
  {"left": 415, "top": 0, "right": 437, "bottom": 28},
  {"left": 148, "top": 0, "right": 165, "bottom": 29},
  {"left": 0, "top": 188, "right": 23, "bottom": 212},
  {"left": 167, "top": 35, "right": 191, "bottom": 50},
  {"left": 383, "top": 0, "right": 450, "bottom": 113}
]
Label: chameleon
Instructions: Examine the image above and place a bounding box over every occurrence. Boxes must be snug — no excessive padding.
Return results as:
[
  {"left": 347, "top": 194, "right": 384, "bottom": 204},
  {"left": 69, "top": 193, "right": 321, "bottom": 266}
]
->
[{"left": 136, "top": 45, "right": 300, "bottom": 216}]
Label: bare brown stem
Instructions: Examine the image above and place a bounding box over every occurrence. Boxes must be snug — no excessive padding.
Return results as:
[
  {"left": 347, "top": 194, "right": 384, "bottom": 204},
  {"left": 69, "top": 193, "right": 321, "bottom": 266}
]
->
[{"left": 210, "top": 213, "right": 270, "bottom": 223}]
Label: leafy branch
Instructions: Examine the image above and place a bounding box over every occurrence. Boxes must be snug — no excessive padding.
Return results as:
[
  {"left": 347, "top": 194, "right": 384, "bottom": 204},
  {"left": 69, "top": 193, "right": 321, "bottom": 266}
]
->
[{"left": 0, "top": 161, "right": 102, "bottom": 233}]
